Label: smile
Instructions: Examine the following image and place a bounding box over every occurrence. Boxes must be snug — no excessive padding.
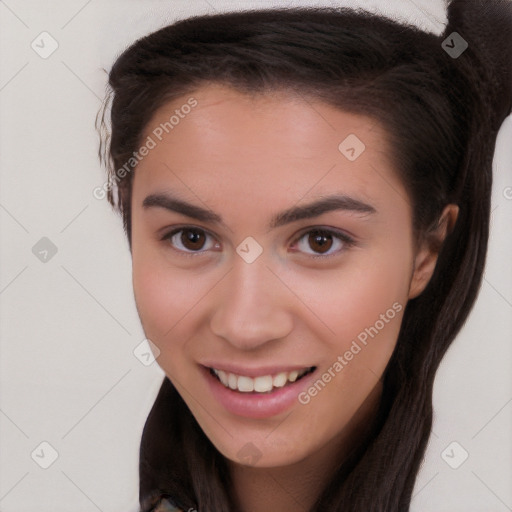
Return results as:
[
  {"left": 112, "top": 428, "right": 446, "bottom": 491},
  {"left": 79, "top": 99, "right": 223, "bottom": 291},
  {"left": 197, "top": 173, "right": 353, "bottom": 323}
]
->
[{"left": 209, "top": 366, "right": 316, "bottom": 393}]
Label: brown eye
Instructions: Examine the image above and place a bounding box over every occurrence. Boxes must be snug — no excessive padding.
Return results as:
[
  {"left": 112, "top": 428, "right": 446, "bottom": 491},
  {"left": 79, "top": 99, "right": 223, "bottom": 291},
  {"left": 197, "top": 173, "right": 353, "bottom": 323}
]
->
[
  {"left": 307, "top": 230, "right": 334, "bottom": 254},
  {"left": 162, "top": 227, "right": 217, "bottom": 256},
  {"left": 293, "top": 228, "right": 354, "bottom": 259},
  {"left": 180, "top": 228, "right": 206, "bottom": 250}
]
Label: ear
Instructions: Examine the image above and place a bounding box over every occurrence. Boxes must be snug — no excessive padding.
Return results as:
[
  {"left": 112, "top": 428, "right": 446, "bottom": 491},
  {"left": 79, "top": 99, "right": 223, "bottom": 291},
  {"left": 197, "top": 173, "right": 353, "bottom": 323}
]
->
[{"left": 408, "top": 204, "right": 459, "bottom": 299}]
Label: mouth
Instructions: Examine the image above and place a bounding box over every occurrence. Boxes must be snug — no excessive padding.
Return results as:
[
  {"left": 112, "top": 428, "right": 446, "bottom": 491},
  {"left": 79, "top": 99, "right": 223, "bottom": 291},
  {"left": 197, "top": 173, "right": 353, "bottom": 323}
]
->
[
  {"left": 201, "top": 363, "right": 319, "bottom": 419},
  {"left": 208, "top": 366, "right": 317, "bottom": 394}
]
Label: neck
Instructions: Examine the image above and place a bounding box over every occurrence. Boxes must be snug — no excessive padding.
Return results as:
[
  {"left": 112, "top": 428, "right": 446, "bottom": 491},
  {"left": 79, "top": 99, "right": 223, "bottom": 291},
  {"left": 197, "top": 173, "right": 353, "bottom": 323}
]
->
[{"left": 228, "top": 380, "right": 383, "bottom": 512}]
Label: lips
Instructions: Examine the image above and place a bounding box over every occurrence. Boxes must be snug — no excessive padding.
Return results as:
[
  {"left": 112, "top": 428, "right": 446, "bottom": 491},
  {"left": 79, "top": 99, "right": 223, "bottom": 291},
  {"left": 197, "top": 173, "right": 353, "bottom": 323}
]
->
[
  {"left": 210, "top": 366, "right": 316, "bottom": 393},
  {"left": 201, "top": 363, "right": 319, "bottom": 418}
]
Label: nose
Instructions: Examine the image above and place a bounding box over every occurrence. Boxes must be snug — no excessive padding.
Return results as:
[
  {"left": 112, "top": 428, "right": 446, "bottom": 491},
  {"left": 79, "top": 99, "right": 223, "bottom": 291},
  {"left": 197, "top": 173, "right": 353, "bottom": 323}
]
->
[{"left": 209, "top": 256, "right": 294, "bottom": 351}]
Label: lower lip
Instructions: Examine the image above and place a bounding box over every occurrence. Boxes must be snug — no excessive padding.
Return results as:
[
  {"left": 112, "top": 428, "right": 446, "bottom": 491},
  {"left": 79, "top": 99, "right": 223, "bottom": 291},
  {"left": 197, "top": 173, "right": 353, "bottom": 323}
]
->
[{"left": 201, "top": 365, "right": 317, "bottom": 419}]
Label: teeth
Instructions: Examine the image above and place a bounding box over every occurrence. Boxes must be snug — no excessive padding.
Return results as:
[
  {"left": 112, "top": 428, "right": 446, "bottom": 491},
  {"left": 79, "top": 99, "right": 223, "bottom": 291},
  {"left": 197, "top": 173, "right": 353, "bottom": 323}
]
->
[
  {"left": 254, "top": 375, "right": 273, "bottom": 392},
  {"left": 238, "top": 376, "right": 254, "bottom": 392},
  {"left": 272, "top": 372, "right": 288, "bottom": 388},
  {"left": 228, "top": 372, "right": 237, "bottom": 390},
  {"left": 288, "top": 370, "right": 299, "bottom": 382},
  {"left": 212, "top": 367, "right": 312, "bottom": 393},
  {"left": 217, "top": 370, "right": 229, "bottom": 387}
]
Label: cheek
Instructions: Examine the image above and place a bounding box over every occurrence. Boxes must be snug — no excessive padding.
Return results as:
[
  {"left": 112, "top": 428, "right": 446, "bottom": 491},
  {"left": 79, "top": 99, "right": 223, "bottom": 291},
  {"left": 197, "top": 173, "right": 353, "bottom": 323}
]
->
[
  {"left": 132, "top": 254, "right": 195, "bottom": 358},
  {"left": 297, "top": 270, "right": 405, "bottom": 396},
  {"left": 284, "top": 238, "right": 412, "bottom": 421},
  {"left": 288, "top": 245, "right": 411, "bottom": 353},
  {"left": 338, "top": 261, "right": 408, "bottom": 349},
  {"left": 290, "top": 261, "right": 409, "bottom": 450}
]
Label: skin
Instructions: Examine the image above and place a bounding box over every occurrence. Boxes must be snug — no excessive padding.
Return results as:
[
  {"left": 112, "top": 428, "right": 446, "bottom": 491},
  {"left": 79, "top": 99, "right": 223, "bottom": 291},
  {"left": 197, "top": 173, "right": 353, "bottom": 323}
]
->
[{"left": 130, "top": 83, "right": 458, "bottom": 512}]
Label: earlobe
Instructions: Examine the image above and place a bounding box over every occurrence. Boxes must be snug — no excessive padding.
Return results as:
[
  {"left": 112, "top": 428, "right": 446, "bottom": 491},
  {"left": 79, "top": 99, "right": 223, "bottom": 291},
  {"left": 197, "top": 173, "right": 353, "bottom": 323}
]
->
[{"left": 408, "top": 204, "right": 459, "bottom": 299}]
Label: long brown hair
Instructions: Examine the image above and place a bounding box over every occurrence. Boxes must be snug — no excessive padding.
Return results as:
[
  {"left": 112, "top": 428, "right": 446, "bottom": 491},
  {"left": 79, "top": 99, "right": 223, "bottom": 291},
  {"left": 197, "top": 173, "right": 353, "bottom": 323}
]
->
[{"left": 97, "top": 1, "right": 512, "bottom": 510}]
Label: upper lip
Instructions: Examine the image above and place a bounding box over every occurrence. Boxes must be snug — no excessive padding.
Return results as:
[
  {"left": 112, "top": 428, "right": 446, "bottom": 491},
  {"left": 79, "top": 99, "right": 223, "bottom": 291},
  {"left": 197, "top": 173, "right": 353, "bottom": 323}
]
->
[{"left": 201, "top": 362, "right": 315, "bottom": 378}]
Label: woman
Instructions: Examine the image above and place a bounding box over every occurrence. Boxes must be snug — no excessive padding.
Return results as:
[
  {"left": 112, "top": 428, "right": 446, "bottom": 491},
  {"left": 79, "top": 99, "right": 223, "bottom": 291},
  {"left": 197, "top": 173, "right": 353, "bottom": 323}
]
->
[{"left": 97, "top": 1, "right": 512, "bottom": 510}]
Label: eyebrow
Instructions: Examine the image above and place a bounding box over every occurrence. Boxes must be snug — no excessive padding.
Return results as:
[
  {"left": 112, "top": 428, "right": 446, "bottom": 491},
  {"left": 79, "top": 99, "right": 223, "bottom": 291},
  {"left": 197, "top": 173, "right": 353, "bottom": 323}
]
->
[{"left": 142, "top": 191, "right": 376, "bottom": 230}]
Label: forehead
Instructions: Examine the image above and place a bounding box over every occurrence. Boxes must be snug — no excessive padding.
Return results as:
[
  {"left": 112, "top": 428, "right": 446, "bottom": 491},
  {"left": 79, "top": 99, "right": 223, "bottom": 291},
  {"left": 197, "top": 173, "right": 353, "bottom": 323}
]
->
[{"left": 133, "top": 83, "right": 409, "bottom": 223}]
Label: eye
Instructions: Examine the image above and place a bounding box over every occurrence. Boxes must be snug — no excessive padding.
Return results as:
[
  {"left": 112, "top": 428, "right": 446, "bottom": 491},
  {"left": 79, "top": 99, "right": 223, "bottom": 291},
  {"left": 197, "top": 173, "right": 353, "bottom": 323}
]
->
[
  {"left": 291, "top": 228, "right": 355, "bottom": 259},
  {"left": 161, "top": 226, "right": 355, "bottom": 259},
  {"left": 161, "top": 227, "right": 219, "bottom": 257}
]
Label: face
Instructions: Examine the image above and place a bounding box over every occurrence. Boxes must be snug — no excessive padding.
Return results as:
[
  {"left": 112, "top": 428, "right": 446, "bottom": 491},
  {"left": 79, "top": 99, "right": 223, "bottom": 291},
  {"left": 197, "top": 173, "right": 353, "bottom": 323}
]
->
[{"left": 130, "top": 83, "right": 428, "bottom": 469}]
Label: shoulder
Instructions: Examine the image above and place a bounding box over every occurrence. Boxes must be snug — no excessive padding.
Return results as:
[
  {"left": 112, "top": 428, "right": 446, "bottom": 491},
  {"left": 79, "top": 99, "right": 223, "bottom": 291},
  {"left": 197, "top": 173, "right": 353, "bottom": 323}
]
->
[{"left": 150, "top": 497, "right": 186, "bottom": 512}]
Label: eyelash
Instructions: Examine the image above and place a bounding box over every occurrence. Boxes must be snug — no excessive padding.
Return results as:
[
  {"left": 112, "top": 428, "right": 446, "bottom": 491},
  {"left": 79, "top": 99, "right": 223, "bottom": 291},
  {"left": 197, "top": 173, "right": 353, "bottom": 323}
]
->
[{"left": 160, "top": 226, "right": 356, "bottom": 260}]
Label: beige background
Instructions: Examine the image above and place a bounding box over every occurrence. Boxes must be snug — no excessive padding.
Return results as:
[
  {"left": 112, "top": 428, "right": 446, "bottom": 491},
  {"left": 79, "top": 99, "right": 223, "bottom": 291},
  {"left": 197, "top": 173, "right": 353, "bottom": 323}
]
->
[{"left": 0, "top": 1, "right": 510, "bottom": 511}]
